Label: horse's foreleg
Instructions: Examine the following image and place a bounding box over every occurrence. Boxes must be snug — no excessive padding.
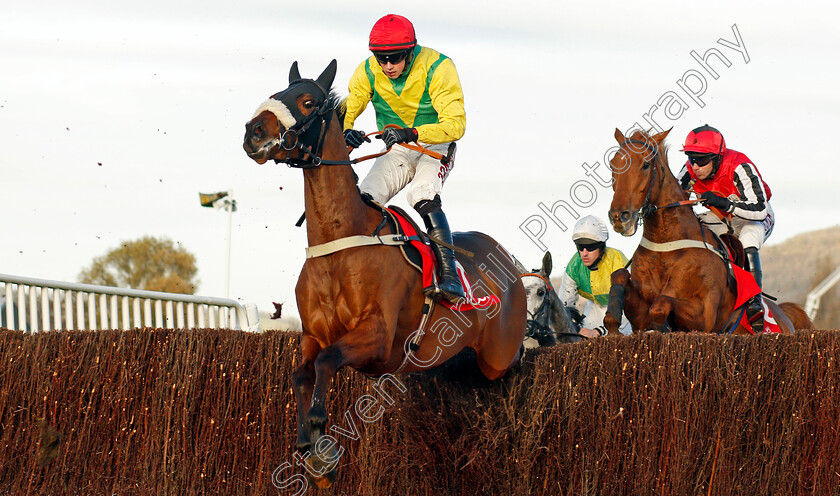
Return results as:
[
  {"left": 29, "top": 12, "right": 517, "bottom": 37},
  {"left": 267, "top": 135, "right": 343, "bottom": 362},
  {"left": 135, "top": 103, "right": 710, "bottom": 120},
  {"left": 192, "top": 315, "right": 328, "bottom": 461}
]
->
[
  {"left": 605, "top": 269, "right": 648, "bottom": 334},
  {"left": 291, "top": 360, "right": 315, "bottom": 453},
  {"left": 646, "top": 296, "right": 679, "bottom": 333},
  {"left": 303, "top": 320, "right": 390, "bottom": 487}
]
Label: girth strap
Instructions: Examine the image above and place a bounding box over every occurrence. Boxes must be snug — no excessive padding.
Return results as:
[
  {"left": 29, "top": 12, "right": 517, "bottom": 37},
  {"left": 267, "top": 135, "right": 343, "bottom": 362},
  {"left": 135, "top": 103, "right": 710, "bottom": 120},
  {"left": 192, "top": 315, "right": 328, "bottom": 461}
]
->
[
  {"left": 638, "top": 237, "right": 724, "bottom": 260},
  {"left": 305, "top": 234, "right": 421, "bottom": 258}
]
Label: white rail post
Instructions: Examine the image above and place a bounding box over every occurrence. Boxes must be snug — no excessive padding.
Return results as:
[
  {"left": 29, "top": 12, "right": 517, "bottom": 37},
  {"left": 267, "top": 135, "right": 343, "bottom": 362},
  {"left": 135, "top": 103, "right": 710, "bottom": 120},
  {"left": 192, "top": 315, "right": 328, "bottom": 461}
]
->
[
  {"left": 154, "top": 300, "right": 164, "bottom": 328},
  {"left": 40, "top": 287, "right": 51, "bottom": 330},
  {"left": 76, "top": 292, "right": 86, "bottom": 330},
  {"left": 144, "top": 299, "right": 153, "bottom": 327},
  {"left": 87, "top": 293, "right": 97, "bottom": 330},
  {"left": 176, "top": 301, "right": 185, "bottom": 329},
  {"left": 121, "top": 296, "right": 130, "bottom": 330},
  {"left": 17, "top": 285, "right": 27, "bottom": 332},
  {"left": 109, "top": 295, "right": 118, "bottom": 329},
  {"left": 64, "top": 290, "right": 74, "bottom": 330},
  {"left": 133, "top": 299, "right": 142, "bottom": 329},
  {"left": 5, "top": 283, "right": 14, "bottom": 329},
  {"left": 165, "top": 301, "right": 174, "bottom": 328},
  {"left": 29, "top": 286, "right": 38, "bottom": 333},
  {"left": 186, "top": 302, "right": 196, "bottom": 328}
]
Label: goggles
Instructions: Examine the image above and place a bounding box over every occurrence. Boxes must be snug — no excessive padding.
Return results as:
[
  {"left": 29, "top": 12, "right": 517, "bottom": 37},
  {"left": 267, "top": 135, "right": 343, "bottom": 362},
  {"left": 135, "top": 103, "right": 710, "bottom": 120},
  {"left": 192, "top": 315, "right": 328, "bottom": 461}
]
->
[
  {"left": 373, "top": 50, "right": 409, "bottom": 65},
  {"left": 687, "top": 154, "right": 715, "bottom": 167},
  {"left": 575, "top": 242, "right": 603, "bottom": 253}
]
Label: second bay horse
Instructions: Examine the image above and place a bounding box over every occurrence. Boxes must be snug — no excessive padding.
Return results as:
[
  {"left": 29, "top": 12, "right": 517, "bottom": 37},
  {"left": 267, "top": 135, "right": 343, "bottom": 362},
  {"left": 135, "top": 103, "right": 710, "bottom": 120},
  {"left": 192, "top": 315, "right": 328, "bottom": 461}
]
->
[
  {"left": 242, "top": 60, "right": 527, "bottom": 488},
  {"left": 604, "top": 128, "right": 811, "bottom": 335}
]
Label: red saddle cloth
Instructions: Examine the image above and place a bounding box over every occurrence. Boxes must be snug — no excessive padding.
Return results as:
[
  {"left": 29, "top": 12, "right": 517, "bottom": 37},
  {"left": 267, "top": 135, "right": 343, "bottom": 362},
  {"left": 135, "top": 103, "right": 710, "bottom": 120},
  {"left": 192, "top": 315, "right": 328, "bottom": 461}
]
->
[
  {"left": 386, "top": 207, "right": 499, "bottom": 312},
  {"left": 731, "top": 264, "right": 781, "bottom": 334}
]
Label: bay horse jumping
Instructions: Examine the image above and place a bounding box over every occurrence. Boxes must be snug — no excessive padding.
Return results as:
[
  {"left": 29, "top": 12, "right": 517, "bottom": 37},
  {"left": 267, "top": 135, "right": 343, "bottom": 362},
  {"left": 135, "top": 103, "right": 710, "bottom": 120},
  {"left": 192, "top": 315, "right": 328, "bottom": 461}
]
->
[
  {"left": 603, "top": 128, "right": 813, "bottom": 335},
  {"left": 242, "top": 60, "right": 527, "bottom": 488},
  {"left": 521, "top": 251, "right": 582, "bottom": 347}
]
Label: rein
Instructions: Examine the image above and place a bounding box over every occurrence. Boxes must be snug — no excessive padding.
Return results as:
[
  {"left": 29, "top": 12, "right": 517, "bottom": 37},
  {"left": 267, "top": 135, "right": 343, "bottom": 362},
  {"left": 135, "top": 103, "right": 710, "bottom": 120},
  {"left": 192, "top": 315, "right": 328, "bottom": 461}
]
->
[{"left": 280, "top": 122, "right": 455, "bottom": 169}]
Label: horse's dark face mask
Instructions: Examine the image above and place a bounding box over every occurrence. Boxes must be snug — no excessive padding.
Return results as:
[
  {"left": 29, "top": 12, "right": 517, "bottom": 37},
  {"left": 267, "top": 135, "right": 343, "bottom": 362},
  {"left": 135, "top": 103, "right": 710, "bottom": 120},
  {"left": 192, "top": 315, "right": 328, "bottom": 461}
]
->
[{"left": 248, "top": 60, "right": 336, "bottom": 134}]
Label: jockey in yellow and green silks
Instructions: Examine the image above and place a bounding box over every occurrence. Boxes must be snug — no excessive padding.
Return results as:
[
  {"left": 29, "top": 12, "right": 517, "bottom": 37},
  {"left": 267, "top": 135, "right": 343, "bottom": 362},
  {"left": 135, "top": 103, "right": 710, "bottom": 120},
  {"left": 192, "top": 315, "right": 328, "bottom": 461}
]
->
[
  {"left": 342, "top": 14, "right": 467, "bottom": 303},
  {"left": 557, "top": 216, "right": 631, "bottom": 337}
]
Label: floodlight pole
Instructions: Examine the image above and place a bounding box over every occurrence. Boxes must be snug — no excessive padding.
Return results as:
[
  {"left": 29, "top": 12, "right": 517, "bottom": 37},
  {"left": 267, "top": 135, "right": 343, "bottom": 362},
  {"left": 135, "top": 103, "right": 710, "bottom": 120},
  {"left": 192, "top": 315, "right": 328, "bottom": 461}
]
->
[
  {"left": 224, "top": 194, "right": 233, "bottom": 299},
  {"left": 218, "top": 190, "right": 236, "bottom": 299},
  {"left": 200, "top": 189, "right": 237, "bottom": 301}
]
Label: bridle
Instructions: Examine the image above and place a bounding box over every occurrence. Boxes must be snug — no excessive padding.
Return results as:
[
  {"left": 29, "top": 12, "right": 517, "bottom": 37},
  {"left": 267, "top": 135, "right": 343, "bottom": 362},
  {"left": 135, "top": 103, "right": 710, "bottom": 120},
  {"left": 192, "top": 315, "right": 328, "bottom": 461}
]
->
[
  {"left": 521, "top": 272, "right": 583, "bottom": 341},
  {"left": 620, "top": 139, "right": 662, "bottom": 219},
  {"left": 261, "top": 81, "right": 456, "bottom": 170},
  {"left": 266, "top": 79, "right": 338, "bottom": 169}
]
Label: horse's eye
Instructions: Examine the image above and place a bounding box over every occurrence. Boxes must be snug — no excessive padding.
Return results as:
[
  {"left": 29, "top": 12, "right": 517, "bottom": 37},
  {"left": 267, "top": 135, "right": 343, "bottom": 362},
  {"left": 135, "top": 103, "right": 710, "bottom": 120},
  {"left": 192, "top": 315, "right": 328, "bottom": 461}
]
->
[
  {"left": 303, "top": 100, "right": 316, "bottom": 109},
  {"left": 537, "top": 289, "right": 545, "bottom": 297},
  {"left": 642, "top": 161, "right": 650, "bottom": 170}
]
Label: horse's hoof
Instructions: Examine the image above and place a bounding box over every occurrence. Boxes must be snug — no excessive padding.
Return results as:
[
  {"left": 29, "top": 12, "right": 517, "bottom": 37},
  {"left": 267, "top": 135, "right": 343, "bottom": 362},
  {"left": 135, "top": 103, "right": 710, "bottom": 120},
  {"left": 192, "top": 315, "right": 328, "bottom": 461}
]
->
[
  {"left": 309, "top": 470, "right": 336, "bottom": 490},
  {"left": 303, "top": 458, "right": 337, "bottom": 490}
]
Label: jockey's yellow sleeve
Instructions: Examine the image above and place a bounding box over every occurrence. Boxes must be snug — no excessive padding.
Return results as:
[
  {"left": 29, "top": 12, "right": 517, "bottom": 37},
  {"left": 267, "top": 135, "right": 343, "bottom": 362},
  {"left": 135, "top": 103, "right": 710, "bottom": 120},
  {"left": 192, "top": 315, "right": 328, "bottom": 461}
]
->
[
  {"left": 344, "top": 46, "right": 466, "bottom": 144},
  {"left": 564, "top": 247, "right": 629, "bottom": 306}
]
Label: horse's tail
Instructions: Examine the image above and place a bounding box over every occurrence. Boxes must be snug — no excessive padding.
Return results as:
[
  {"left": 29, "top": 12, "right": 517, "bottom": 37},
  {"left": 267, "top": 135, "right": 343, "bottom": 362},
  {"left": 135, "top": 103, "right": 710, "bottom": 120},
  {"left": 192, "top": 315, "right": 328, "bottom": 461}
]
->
[{"left": 779, "top": 302, "right": 815, "bottom": 330}]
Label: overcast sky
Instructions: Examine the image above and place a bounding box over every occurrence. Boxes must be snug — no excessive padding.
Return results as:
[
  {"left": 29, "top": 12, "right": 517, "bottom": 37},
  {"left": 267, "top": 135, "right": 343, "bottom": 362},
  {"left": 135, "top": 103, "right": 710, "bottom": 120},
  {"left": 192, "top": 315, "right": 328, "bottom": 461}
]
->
[{"left": 2, "top": 0, "right": 838, "bottom": 322}]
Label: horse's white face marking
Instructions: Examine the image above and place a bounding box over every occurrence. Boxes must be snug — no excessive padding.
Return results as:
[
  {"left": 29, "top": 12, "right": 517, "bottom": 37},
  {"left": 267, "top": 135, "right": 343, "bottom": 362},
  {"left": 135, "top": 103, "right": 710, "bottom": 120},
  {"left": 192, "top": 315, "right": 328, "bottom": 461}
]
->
[
  {"left": 521, "top": 275, "right": 548, "bottom": 316},
  {"left": 251, "top": 98, "right": 297, "bottom": 130}
]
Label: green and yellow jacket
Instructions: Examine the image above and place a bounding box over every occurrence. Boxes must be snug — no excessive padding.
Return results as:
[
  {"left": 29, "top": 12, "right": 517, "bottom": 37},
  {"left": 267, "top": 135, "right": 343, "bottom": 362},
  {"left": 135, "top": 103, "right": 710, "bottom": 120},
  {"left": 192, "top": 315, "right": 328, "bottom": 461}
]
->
[
  {"left": 343, "top": 46, "right": 466, "bottom": 144},
  {"left": 559, "top": 247, "right": 629, "bottom": 307}
]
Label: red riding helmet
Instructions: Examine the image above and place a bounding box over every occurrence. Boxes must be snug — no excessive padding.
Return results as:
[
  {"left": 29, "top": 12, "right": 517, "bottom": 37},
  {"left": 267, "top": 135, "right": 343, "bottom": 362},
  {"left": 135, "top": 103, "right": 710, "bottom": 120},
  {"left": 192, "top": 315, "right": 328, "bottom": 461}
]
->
[
  {"left": 681, "top": 124, "right": 726, "bottom": 155},
  {"left": 369, "top": 14, "right": 417, "bottom": 51}
]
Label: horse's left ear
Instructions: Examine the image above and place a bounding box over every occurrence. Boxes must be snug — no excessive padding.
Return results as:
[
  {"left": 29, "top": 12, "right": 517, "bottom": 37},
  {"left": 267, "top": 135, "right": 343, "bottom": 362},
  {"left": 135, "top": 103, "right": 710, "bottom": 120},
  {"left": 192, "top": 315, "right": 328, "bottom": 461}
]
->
[
  {"left": 542, "top": 251, "right": 553, "bottom": 277},
  {"left": 316, "top": 59, "right": 338, "bottom": 93},
  {"left": 653, "top": 127, "right": 672, "bottom": 143},
  {"left": 614, "top": 128, "right": 626, "bottom": 144},
  {"left": 289, "top": 61, "right": 301, "bottom": 83}
]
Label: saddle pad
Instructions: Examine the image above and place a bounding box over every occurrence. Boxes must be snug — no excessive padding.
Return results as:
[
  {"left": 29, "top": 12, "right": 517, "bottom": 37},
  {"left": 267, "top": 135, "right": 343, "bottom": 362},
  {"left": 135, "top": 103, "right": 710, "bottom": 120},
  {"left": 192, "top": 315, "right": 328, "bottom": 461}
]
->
[
  {"left": 731, "top": 264, "right": 761, "bottom": 309},
  {"left": 738, "top": 298, "right": 783, "bottom": 334},
  {"left": 384, "top": 206, "right": 499, "bottom": 311}
]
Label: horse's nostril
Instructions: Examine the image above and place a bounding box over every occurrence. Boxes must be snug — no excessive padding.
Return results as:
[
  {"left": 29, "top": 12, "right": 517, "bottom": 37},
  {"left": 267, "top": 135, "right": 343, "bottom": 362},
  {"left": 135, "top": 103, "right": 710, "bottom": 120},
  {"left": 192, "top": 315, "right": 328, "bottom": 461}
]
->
[{"left": 620, "top": 211, "right": 631, "bottom": 223}]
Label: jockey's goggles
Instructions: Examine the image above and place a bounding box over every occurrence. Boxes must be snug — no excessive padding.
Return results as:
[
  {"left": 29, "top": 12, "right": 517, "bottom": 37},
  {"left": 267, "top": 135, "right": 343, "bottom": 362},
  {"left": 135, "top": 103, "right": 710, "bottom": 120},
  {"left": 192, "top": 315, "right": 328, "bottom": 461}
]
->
[
  {"left": 575, "top": 242, "right": 603, "bottom": 253},
  {"left": 687, "top": 153, "right": 715, "bottom": 167},
  {"left": 373, "top": 49, "right": 410, "bottom": 65}
]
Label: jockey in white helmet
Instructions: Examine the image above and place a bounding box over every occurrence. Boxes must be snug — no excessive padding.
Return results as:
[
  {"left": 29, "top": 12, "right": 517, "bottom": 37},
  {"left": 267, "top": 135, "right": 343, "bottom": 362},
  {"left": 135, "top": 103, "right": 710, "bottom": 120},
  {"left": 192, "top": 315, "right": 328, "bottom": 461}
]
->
[{"left": 557, "top": 215, "right": 631, "bottom": 337}]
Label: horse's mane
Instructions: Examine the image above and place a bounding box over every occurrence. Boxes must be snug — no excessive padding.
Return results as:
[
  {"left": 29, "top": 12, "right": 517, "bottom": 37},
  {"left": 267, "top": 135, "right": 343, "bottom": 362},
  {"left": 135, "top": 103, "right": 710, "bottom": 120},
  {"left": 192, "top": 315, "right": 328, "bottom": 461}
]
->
[
  {"left": 629, "top": 129, "right": 671, "bottom": 171},
  {"left": 328, "top": 89, "right": 347, "bottom": 124},
  {"left": 630, "top": 128, "right": 688, "bottom": 201}
]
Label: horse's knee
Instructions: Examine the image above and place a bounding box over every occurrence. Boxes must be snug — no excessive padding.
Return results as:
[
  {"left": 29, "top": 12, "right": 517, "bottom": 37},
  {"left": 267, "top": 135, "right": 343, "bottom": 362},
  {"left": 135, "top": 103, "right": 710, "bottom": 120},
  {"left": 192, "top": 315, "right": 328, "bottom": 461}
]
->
[
  {"left": 308, "top": 404, "right": 329, "bottom": 432},
  {"left": 647, "top": 298, "right": 673, "bottom": 327},
  {"left": 611, "top": 268, "right": 631, "bottom": 287},
  {"left": 313, "top": 346, "right": 344, "bottom": 377}
]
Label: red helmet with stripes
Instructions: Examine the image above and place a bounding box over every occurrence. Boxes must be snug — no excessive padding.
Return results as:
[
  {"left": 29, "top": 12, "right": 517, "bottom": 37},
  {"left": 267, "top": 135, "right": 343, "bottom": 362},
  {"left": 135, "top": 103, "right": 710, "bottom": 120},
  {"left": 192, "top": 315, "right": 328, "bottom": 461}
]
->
[
  {"left": 681, "top": 125, "right": 726, "bottom": 155},
  {"left": 369, "top": 14, "right": 417, "bottom": 52}
]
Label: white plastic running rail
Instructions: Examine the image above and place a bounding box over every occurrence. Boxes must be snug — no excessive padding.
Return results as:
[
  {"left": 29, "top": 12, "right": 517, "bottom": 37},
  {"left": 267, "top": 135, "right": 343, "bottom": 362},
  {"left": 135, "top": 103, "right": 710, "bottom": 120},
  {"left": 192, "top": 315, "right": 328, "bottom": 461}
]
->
[{"left": 0, "top": 273, "right": 260, "bottom": 333}]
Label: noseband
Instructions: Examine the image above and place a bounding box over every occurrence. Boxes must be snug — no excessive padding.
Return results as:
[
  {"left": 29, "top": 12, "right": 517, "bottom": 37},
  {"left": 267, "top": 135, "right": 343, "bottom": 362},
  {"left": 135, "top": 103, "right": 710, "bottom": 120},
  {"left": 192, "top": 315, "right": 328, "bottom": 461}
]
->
[{"left": 266, "top": 79, "right": 335, "bottom": 168}]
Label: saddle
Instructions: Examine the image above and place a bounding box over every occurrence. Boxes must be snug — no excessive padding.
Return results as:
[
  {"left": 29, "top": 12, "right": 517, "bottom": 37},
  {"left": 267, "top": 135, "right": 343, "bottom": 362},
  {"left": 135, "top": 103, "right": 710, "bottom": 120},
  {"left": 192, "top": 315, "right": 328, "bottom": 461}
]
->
[
  {"left": 360, "top": 196, "right": 498, "bottom": 311},
  {"left": 709, "top": 232, "right": 782, "bottom": 333}
]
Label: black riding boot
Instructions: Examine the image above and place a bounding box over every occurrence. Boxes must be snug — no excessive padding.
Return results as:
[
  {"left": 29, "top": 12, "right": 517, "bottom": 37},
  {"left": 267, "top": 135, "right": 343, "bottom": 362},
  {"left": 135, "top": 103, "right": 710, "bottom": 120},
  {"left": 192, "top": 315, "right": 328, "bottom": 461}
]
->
[
  {"left": 415, "top": 198, "right": 465, "bottom": 303},
  {"left": 745, "top": 247, "right": 764, "bottom": 334}
]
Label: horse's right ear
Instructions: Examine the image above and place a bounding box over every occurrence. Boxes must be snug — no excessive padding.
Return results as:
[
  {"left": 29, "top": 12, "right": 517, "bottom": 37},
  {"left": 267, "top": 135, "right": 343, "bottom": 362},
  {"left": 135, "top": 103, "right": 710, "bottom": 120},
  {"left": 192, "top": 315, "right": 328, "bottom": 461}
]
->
[
  {"left": 315, "top": 59, "right": 338, "bottom": 92},
  {"left": 542, "top": 251, "right": 553, "bottom": 276},
  {"left": 289, "top": 61, "right": 301, "bottom": 83},
  {"left": 614, "top": 128, "right": 626, "bottom": 144}
]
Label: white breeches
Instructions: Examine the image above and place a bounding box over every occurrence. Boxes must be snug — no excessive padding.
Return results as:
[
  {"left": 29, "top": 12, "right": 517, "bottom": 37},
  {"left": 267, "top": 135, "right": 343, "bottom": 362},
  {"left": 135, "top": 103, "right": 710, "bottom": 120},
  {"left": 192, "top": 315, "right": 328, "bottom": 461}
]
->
[
  {"left": 697, "top": 202, "right": 775, "bottom": 250},
  {"left": 359, "top": 142, "right": 454, "bottom": 207}
]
